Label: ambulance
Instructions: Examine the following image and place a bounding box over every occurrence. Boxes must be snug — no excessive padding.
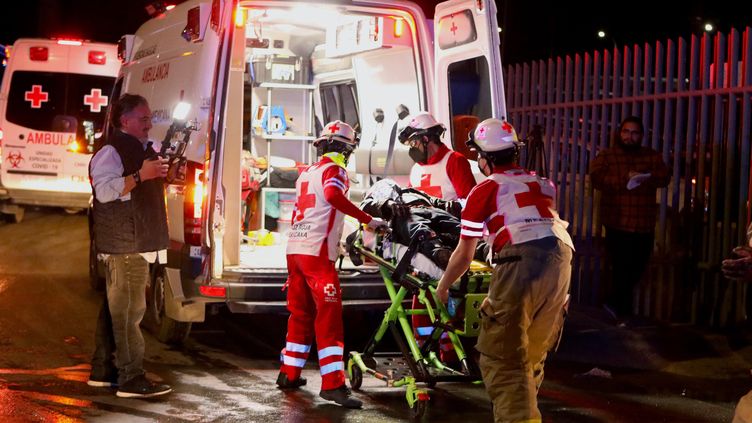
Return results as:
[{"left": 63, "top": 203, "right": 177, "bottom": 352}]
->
[
  {"left": 107, "top": 0, "right": 505, "bottom": 342},
  {"left": 0, "top": 38, "right": 119, "bottom": 222}
]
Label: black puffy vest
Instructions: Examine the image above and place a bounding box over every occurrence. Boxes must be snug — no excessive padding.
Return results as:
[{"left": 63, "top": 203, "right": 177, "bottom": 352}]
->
[{"left": 91, "top": 130, "right": 169, "bottom": 254}]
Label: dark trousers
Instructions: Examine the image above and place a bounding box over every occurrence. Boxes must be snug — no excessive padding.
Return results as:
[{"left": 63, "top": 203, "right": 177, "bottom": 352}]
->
[
  {"left": 604, "top": 227, "right": 654, "bottom": 316},
  {"left": 91, "top": 254, "right": 149, "bottom": 385}
]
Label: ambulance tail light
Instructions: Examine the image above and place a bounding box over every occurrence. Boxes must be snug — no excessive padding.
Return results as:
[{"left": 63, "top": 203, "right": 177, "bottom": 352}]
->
[
  {"left": 29, "top": 46, "right": 49, "bottom": 61},
  {"left": 88, "top": 50, "right": 106, "bottom": 65},
  {"left": 199, "top": 285, "right": 226, "bottom": 298},
  {"left": 184, "top": 161, "right": 205, "bottom": 246},
  {"left": 67, "top": 140, "right": 82, "bottom": 153}
]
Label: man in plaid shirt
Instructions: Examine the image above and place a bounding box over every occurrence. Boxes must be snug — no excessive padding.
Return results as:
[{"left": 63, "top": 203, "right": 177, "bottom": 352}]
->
[{"left": 590, "top": 116, "right": 670, "bottom": 322}]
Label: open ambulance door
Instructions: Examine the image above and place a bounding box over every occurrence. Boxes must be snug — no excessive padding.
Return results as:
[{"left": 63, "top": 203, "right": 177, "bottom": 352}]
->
[{"left": 432, "top": 0, "right": 506, "bottom": 162}]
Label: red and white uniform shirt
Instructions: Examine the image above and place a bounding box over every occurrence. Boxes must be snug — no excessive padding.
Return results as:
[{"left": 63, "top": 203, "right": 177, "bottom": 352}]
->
[
  {"left": 460, "top": 165, "right": 574, "bottom": 260},
  {"left": 287, "top": 160, "right": 349, "bottom": 261},
  {"left": 409, "top": 143, "right": 475, "bottom": 200}
]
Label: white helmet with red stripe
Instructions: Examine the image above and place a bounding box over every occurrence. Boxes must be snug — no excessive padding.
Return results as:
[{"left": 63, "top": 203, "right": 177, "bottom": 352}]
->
[
  {"left": 467, "top": 118, "right": 521, "bottom": 152},
  {"left": 314, "top": 120, "right": 357, "bottom": 148}
]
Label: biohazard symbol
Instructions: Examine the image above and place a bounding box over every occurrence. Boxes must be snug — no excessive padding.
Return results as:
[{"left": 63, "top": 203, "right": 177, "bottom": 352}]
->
[
  {"left": 323, "top": 283, "right": 337, "bottom": 297},
  {"left": 6, "top": 151, "right": 24, "bottom": 169}
]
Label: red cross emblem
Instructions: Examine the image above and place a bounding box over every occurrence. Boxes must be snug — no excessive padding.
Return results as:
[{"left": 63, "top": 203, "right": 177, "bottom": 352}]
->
[
  {"left": 514, "top": 182, "right": 554, "bottom": 218},
  {"left": 295, "top": 182, "right": 316, "bottom": 222},
  {"left": 502, "top": 121, "right": 513, "bottom": 133},
  {"left": 6, "top": 151, "right": 24, "bottom": 168},
  {"left": 323, "top": 283, "right": 337, "bottom": 297},
  {"left": 328, "top": 122, "right": 340, "bottom": 134},
  {"left": 418, "top": 174, "right": 443, "bottom": 198},
  {"left": 450, "top": 20, "right": 458, "bottom": 35},
  {"left": 477, "top": 126, "right": 487, "bottom": 139},
  {"left": 84, "top": 88, "right": 109, "bottom": 113},
  {"left": 25, "top": 85, "right": 49, "bottom": 108}
]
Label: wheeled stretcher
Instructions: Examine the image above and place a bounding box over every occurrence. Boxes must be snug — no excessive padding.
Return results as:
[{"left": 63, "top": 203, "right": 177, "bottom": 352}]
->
[{"left": 346, "top": 228, "right": 492, "bottom": 419}]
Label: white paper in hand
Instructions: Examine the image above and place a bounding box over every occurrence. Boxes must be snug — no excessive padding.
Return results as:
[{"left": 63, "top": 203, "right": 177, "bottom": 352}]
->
[{"left": 627, "top": 173, "right": 651, "bottom": 190}]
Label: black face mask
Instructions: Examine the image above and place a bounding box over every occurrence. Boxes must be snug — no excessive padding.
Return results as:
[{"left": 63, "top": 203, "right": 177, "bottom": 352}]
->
[{"left": 409, "top": 146, "right": 428, "bottom": 164}]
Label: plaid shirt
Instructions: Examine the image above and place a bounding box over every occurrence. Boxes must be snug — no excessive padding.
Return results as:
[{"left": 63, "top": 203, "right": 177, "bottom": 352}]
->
[{"left": 590, "top": 145, "right": 670, "bottom": 233}]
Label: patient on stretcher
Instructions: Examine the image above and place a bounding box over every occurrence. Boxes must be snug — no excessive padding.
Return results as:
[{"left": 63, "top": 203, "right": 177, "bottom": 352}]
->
[{"left": 351, "top": 179, "right": 489, "bottom": 280}]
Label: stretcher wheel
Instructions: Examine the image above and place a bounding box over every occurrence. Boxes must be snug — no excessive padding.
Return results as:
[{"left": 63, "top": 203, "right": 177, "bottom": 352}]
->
[
  {"left": 349, "top": 362, "right": 363, "bottom": 391},
  {"left": 409, "top": 398, "right": 428, "bottom": 420}
]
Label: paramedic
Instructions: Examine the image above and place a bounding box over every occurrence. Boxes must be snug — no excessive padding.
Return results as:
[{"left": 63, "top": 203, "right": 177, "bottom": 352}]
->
[
  {"left": 399, "top": 112, "right": 476, "bottom": 359},
  {"left": 277, "top": 120, "right": 387, "bottom": 408},
  {"left": 436, "top": 119, "right": 574, "bottom": 423},
  {"left": 88, "top": 94, "right": 172, "bottom": 398},
  {"left": 399, "top": 111, "right": 476, "bottom": 201}
]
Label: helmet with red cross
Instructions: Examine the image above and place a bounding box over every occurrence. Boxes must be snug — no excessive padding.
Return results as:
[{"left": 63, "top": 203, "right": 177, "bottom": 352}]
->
[
  {"left": 467, "top": 118, "right": 521, "bottom": 153},
  {"left": 398, "top": 112, "right": 446, "bottom": 145},
  {"left": 314, "top": 120, "right": 358, "bottom": 149}
]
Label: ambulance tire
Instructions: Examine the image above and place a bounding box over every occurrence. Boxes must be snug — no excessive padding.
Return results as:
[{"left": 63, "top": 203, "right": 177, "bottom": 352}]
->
[{"left": 144, "top": 265, "right": 192, "bottom": 344}]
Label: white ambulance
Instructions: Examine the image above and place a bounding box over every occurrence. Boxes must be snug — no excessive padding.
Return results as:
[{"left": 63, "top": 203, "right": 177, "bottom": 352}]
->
[
  {"left": 107, "top": 0, "right": 505, "bottom": 342},
  {"left": 0, "top": 38, "right": 119, "bottom": 222}
]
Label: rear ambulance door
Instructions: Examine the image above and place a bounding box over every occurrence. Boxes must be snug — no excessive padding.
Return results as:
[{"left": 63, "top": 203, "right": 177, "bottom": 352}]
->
[{"left": 433, "top": 0, "right": 505, "bottom": 161}]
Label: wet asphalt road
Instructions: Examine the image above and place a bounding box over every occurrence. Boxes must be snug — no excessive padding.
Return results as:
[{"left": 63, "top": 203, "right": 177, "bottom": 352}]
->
[{"left": 0, "top": 208, "right": 747, "bottom": 422}]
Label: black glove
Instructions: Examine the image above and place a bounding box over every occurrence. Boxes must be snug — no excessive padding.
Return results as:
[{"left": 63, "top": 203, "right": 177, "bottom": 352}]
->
[
  {"left": 431, "top": 198, "right": 462, "bottom": 219},
  {"left": 380, "top": 200, "right": 410, "bottom": 220}
]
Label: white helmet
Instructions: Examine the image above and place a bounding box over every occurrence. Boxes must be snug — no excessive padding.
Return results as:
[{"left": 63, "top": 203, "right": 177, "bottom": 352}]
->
[
  {"left": 468, "top": 118, "right": 521, "bottom": 153},
  {"left": 398, "top": 112, "right": 446, "bottom": 144},
  {"left": 314, "top": 120, "right": 357, "bottom": 148}
]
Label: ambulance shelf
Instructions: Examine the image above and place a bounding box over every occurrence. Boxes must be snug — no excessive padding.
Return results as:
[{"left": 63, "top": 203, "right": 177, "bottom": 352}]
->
[
  {"left": 258, "top": 82, "right": 315, "bottom": 90},
  {"left": 261, "top": 134, "right": 316, "bottom": 141}
]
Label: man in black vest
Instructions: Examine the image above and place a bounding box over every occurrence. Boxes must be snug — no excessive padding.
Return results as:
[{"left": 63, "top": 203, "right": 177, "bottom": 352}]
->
[{"left": 87, "top": 94, "right": 172, "bottom": 398}]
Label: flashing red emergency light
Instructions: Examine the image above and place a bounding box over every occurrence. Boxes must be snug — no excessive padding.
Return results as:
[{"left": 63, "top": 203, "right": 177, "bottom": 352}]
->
[
  {"left": 57, "top": 39, "right": 83, "bottom": 46},
  {"left": 88, "top": 50, "right": 106, "bottom": 65},
  {"left": 29, "top": 46, "right": 49, "bottom": 61}
]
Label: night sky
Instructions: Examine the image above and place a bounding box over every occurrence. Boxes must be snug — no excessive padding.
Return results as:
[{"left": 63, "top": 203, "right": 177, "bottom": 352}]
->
[{"left": 0, "top": 0, "right": 747, "bottom": 65}]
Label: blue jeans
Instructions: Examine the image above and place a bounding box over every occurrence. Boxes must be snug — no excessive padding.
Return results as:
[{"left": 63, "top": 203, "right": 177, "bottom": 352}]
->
[{"left": 91, "top": 254, "right": 149, "bottom": 385}]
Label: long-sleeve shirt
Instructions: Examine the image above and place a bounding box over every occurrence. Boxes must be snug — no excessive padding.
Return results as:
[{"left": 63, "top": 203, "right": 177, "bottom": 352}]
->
[{"left": 589, "top": 145, "right": 670, "bottom": 233}]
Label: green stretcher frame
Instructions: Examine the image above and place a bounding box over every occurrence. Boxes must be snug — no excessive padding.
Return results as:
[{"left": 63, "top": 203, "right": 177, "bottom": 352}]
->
[{"left": 346, "top": 230, "right": 491, "bottom": 418}]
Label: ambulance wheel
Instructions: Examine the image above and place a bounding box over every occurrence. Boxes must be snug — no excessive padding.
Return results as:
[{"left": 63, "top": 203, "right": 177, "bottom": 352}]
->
[
  {"left": 145, "top": 265, "right": 192, "bottom": 344},
  {"left": 409, "top": 399, "right": 428, "bottom": 420},
  {"left": 349, "top": 363, "right": 363, "bottom": 391}
]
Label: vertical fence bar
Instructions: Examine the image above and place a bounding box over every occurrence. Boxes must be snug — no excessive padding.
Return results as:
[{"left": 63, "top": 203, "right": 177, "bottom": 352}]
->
[
  {"left": 723, "top": 29, "right": 740, "bottom": 255},
  {"left": 742, "top": 28, "right": 752, "bottom": 238},
  {"left": 521, "top": 62, "right": 531, "bottom": 136},
  {"left": 569, "top": 54, "right": 582, "bottom": 228},
  {"left": 586, "top": 51, "right": 602, "bottom": 240},
  {"left": 552, "top": 57, "right": 564, "bottom": 193},
  {"left": 545, "top": 58, "right": 556, "bottom": 181}
]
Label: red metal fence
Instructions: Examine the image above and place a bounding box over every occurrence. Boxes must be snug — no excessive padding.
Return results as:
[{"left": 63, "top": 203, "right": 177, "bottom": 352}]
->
[{"left": 506, "top": 28, "right": 752, "bottom": 326}]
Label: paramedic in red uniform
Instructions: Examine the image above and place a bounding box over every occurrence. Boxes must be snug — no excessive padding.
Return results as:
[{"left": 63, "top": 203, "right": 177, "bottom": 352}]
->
[
  {"left": 436, "top": 119, "right": 574, "bottom": 423},
  {"left": 399, "top": 111, "right": 476, "bottom": 201},
  {"left": 276, "top": 120, "right": 386, "bottom": 408},
  {"left": 399, "top": 111, "right": 477, "bottom": 361}
]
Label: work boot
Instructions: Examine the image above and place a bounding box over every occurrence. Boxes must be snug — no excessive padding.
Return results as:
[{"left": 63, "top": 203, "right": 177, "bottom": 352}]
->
[
  {"left": 276, "top": 372, "right": 307, "bottom": 390},
  {"left": 116, "top": 374, "right": 171, "bottom": 398},
  {"left": 320, "top": 385, "right": 363, "bottom": 408}
]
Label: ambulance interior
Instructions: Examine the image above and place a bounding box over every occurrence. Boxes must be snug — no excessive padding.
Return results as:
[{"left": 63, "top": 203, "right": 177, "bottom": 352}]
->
[{"left": 228, "top": 3, "right": 489, "bottom": 270}]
